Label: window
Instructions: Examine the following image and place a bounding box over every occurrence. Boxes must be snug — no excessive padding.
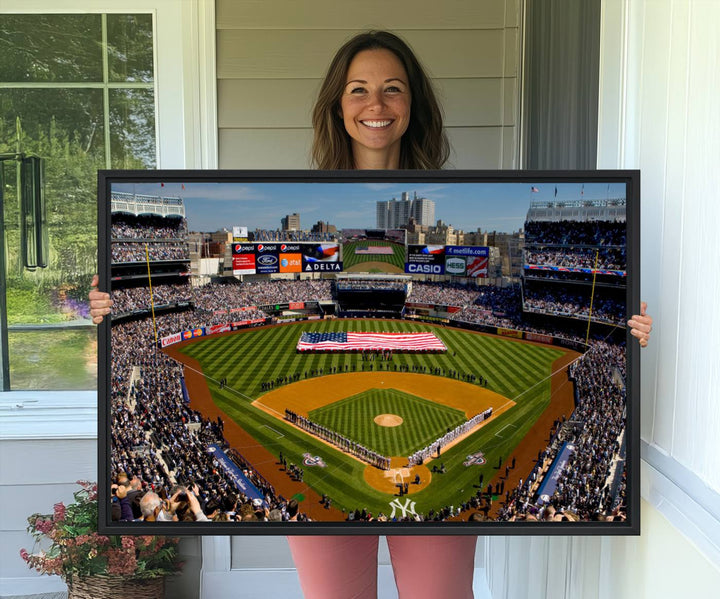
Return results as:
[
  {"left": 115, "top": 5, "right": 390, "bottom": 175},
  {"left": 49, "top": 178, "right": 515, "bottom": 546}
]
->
[{"left": 0, "top": 13, "right": 156, "bottom": 389}]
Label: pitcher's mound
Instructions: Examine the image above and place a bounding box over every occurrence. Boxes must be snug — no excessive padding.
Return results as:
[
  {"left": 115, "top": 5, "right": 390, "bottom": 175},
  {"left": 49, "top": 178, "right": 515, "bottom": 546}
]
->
[{"left": 374, "top": 414, "right": 403, "bottom": 427}]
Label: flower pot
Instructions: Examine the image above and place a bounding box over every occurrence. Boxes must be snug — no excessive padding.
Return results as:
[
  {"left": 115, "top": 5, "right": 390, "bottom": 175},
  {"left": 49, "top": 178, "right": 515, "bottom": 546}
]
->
[{"left": 67, "top": 575, "right": 164, "bottom": 599}]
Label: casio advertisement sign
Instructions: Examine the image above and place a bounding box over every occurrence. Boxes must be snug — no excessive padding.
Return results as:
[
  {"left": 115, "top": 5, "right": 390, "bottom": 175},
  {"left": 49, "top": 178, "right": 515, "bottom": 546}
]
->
[{"left": 405, "top": 263, "right": 444, "bottom": 274}]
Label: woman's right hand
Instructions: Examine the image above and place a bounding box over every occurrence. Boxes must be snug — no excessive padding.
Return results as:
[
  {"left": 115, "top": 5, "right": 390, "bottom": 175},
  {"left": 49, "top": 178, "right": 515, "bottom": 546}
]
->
[
  {"left": 89, "top": 274, "right": 112, "bottom": 324},
  {"left": 627, "top": 301, "right": 653, "bottom": 348}
]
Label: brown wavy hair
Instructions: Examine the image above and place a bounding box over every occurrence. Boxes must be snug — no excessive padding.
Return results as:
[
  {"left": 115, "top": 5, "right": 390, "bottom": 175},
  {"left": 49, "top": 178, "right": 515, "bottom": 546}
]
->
[{"left": 311, "top": 31, "right": 449, "bottom": 170}]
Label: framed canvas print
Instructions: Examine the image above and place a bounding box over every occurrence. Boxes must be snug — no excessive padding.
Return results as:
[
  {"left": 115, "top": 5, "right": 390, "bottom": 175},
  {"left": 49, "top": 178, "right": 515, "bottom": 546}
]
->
[{"left": 98, "top": 169, "right": 640, "bottom": 535}]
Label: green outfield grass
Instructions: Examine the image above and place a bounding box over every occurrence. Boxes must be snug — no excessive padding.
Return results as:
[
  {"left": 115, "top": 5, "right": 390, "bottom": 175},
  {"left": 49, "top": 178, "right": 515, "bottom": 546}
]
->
[
  {"left": 175, "top": 319, "right": 566, "bottom": 517},
  {"left": 310, "top": 388, "right": 466, "bottom": 457},
  {"left": 341, "top": 240, "right": 406, "bottom": 272}
]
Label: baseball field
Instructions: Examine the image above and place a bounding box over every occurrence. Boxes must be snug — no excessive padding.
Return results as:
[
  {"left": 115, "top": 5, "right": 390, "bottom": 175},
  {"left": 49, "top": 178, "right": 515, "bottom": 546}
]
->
[{"left": 167, "top": 319, "right": 577, "bottom": 520}]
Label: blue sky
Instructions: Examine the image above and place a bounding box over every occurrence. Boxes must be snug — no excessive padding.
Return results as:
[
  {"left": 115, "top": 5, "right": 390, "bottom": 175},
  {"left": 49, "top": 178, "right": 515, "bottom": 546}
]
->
[{"left": 113, "top": 180, "right": 626, "bottom": 234}]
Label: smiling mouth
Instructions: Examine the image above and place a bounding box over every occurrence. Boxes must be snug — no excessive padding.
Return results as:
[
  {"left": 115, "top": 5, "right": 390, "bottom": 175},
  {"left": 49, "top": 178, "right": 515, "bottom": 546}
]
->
[{"left": 361, "top": 120, "right": 393, "bottom": 128}]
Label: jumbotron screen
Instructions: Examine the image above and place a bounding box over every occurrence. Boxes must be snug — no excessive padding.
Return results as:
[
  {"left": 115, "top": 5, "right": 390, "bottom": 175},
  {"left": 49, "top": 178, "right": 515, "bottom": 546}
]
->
[{"left": 98, "top": 169, "right": 640, "bottom": 536}]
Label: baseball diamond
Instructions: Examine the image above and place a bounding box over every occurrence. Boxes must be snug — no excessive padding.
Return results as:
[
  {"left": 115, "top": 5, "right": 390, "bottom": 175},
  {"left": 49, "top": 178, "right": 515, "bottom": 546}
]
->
[
  {"left": 165, "top": 319, "right": 577, "bottom": 518},
  {"left": 308, "top": 388, "right": 467, "bottom": 457}
]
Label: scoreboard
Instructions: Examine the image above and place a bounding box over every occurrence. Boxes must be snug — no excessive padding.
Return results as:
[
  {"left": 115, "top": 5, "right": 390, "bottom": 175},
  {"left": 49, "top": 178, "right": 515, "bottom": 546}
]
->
[{"left": 233, "top": 242, "right": 487, "bottom": 277}]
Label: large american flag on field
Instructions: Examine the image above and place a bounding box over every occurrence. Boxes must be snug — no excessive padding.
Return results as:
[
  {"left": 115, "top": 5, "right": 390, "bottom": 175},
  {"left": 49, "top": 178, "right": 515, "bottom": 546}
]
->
[{"left": 297, "top": 332, "right": 447, "bottom": 352}]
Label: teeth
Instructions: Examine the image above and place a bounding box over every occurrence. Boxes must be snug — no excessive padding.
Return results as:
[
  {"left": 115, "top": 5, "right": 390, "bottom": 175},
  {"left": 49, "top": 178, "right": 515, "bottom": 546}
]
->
[{"left": 362, "top": 120, "right": 392, "bottom": 128}]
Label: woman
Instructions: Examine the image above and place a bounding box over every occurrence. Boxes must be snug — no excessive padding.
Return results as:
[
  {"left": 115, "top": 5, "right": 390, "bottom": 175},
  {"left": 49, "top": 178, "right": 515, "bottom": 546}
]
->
[
  {"left": 284, "top": 31, "right": 478, "bottom": 599},
  {"left": 90, "top": 30, "right": 653, "bottom": 599}
]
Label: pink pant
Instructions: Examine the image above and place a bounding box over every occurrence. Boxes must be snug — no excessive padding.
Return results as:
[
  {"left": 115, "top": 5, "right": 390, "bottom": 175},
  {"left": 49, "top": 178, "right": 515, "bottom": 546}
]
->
[{"left": 288, "top": 535, "right": 477, "bottom": 599}]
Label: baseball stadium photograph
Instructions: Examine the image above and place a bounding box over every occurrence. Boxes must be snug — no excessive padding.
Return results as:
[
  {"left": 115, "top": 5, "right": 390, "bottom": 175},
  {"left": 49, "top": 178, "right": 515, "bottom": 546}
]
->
[{"left": 100, "top": 171, "right": 637, "bottom": 533}]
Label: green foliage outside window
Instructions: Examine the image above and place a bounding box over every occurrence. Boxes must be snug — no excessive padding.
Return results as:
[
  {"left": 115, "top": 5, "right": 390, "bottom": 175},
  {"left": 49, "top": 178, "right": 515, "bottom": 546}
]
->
[{"left": 0, "top": 13, "right": 155, "bottom": 389}]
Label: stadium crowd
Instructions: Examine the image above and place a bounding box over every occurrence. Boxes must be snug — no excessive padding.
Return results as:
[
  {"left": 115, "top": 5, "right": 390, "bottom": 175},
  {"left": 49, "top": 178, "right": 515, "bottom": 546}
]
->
[
  {"left": 495, "top": 339, "right": 627, "bottom": 522},
  {"left": 111, "top": 314, "right": 309, "bottom": 523},
  {"left": 112, "top": 284, "right": 193, "bottom": 314},
  {"left": 111, "top": 280, "right": 335, "bottom": 316},
  {"left": 523, "top": 289, "right": 625, "bottom": 325},
  {"left": 336, "top": 280, "right": 407, "bottom": 292},
  {"left": 193, "top": 279, "right": 333, "bottom": 311},
  {"left": 112, "top": 242, "right": 190, "bottom": 263},
  {"left": 524, "top": 247, "right": 626, "bottom": 271},
  {"left": 111, "top": 214, "right": 188, "bottom": 240},
  {"left": 524, "top": 219, "right": 626, "bottom": 246}
]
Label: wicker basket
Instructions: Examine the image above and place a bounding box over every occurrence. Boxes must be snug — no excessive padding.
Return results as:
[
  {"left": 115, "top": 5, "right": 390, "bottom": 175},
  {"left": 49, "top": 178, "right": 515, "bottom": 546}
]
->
[{"left": 67, "top": 575, "right": 165, "bottom": 599}]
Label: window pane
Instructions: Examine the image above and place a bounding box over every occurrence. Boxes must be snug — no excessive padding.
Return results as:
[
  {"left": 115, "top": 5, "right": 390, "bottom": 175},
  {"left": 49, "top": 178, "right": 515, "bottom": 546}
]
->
[
  {"left": 0, "top": 89, "right": 106, "bottom": 162},
  {"left": 110, "top": 88, "right": 157, "bottom": 169},
  {"left": 107, "top": 14, "right": 154, "bottom": 83},
  {"left": 0, "top": 14, "right": 102, "bottom": 82},
  {"left": 8, "top": 329, "right": 97, "bottom": 390},
  {"left": 1, "top": 89, "right": 104, "bottom": 390}
]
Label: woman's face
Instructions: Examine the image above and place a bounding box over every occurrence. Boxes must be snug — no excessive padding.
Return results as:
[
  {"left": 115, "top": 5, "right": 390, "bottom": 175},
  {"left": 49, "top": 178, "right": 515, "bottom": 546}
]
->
[{"left": 340, "top": 48, "right": 411, "bottom": 168}]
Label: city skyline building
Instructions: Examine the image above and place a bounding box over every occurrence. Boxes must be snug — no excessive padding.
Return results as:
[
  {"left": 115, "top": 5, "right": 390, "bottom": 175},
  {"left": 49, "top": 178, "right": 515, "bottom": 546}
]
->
[
  {"left": 281, "top": 212, "right": 300, "bottom": 231},
  {"left": 376, "top": 192, "right": 435, "bottom": 228}
]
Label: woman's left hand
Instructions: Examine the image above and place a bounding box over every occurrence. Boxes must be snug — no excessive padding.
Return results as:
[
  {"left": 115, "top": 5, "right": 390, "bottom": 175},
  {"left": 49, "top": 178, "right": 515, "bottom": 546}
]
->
[
  {"left": 89, "top": 274, "right": 112, "bottom": 324},
  {"left": 628, "top": 301, "right": 653, "bottom": 347}
]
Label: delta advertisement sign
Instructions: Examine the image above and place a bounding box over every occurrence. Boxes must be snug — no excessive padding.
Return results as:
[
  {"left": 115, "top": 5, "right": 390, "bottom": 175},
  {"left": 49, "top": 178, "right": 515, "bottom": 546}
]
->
[
  {"left": 405, "top": 245, "right": 489, "bottom": 277},
  {"left": 232, "top": 243, "right": 341, "bottom": 275}
]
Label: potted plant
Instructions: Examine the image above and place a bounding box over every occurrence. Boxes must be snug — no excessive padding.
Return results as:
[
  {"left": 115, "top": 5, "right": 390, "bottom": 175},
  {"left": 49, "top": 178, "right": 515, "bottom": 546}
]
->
[{"left": 20, "top": 480, "right": 182, "bottom": 599}]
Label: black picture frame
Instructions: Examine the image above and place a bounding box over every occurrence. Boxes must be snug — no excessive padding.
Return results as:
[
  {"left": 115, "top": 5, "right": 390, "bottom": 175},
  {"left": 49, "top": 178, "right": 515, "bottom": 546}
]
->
[{"left": 98, "top": 169, "right": 640, "bottom": 536}]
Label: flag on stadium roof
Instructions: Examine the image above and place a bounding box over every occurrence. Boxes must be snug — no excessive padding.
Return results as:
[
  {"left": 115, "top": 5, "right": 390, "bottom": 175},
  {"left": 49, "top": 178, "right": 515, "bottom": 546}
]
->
[{"left": 297, "top": 332, "right": 447, "bottom": 352}]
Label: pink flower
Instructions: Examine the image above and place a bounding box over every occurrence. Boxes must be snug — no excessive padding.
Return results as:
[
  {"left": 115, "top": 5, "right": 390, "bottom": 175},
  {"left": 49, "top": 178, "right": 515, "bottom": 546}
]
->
[
  {"left": 34, "top": 518, "right": 53, "bottom": 535},
  {"left": 19, "top": 549, "right": 29, "bottom": 562},
  {"left": 43, "top": 557, "right": 64, "bottom": 576},
  {"left": 121, "top": 536, "right": 135, "bottom": 550},
  {"left": 53, "top": 502, "right": 66, "bottom": 522}
]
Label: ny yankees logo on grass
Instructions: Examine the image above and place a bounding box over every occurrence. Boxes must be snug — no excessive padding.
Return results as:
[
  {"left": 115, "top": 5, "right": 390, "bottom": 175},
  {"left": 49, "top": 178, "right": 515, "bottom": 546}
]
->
[
  {"left": 463, "top": 451, "right": 487, "bottom": 467},
  {"left": 303, "top": 453, "right": 327, "bottom": 467}
]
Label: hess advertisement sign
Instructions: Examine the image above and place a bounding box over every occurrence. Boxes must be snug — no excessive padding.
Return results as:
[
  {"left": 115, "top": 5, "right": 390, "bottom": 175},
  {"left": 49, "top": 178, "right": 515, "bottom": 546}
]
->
[{"left": 444, "top": 246, "right": 489, "bottom": 278}]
